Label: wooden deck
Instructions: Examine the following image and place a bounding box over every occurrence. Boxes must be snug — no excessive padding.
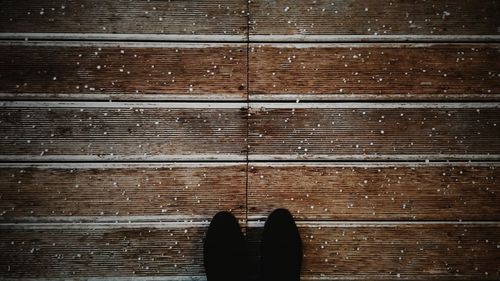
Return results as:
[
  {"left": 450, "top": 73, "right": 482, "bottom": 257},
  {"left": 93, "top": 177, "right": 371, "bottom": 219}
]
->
[{"left": 0, "top": 1, "right": 499, "bottom": 280}]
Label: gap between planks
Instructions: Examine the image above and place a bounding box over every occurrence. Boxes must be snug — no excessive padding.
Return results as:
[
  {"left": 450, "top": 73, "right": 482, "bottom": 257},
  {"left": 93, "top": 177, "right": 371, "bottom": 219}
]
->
[
  {"left": 0, "top": 276, "right": 494, "bottom": 281},
  {"left": 0, "top": 161, "right": 498, "bottom": 168},
  {"left": 1, "top": 221, "right": 500, "bottom": 229},
  {"left": 1, "top": 33, "right": 500, "bottom": 43},
  {"left": 2, "top": 101, "right": 500, "bottom": 108}
]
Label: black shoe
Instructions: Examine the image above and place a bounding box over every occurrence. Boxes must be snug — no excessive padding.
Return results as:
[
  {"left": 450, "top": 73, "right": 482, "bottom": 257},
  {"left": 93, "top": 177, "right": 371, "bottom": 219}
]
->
[
  {"left": 261, "top": 208, "right": 303, "bottom": 281},
  {"left": 204, "top": 211, "right": 247, "bottom": 281}
]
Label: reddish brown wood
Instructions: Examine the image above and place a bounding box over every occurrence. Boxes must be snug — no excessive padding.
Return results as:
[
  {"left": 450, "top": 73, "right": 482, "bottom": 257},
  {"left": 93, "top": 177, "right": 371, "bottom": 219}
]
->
[
  {"left": 296, "top": 224, "right": 499, "bottom": 280},
  {"left": 0, "top": 104, "right": 247, "bottom": 160},
  {"left": 248, "top": 163, "right": 500, "bottom": 220},
  {"left": 248, "top": 106, "right": 500, "bottom": 160},
  {"left": 2, "top": 224, "right": 497, "bottom": 279},
  {"left": 0, "top": 225, "right": 207, "bottom": 278},
  {"left": 0, "top": 164, "right": 246, "bottom": 222},
  {"left": 249, "top": 44, "right": 500, "bottom": 99},
  {"left": 0, "top": 42, "right": 247, "bottom": 100},
  {"left": 250, "top": 0, "right": 500, "bottom": 36},
  {"left": 0, "top": 0, "right": 247, "bottom": 35}
]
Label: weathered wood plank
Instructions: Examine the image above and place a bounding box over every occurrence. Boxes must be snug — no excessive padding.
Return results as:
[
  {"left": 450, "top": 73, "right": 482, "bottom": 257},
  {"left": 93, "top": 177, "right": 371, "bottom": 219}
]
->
[
  {"left": 248, "top": 163, "right": 500, "bottom": 221},
  {"left": 0, "top": 102, "right": 247, "bottom": 161},
  {"left": 0, "top": 0, "right": 247, "bottom": 37},
  {"left": 249, "top": 44, "right": 500, "bottom": 100},
  {"left": 0, "top": 224, "right": 207, "bottom": 278},
  {"left": 248, "top": 223, "right": 500, "bottom": 280},
  {"left": 0, "top": 163, "right": 246, "bottom": 222},
  {"left": 0, "top": 42, "right": 246, "bottom": 100},
  {"left": 248, "top": 103, "right": 500, "bottom": 160},
  {"left": 1, "top": 223, "right": 498, "bottom": 279},
  {"left": 249, "top": 0, "right": 500, "bottom": 36}
]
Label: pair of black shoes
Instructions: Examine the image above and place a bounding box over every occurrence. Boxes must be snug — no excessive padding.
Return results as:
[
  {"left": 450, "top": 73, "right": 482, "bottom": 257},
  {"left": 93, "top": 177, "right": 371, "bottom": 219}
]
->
[{"left": 203, "top": 209, "right": 302, "bottom": 281}]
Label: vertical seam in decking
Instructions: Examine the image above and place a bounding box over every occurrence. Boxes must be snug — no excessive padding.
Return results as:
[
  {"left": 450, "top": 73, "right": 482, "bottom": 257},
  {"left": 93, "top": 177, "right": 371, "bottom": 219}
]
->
[{"left": 245, "top": 0, "right": 250, "bottom": 227}]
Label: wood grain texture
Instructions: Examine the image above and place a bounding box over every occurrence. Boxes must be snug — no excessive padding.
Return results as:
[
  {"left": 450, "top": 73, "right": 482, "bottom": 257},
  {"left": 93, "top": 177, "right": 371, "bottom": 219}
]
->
[
  {"left": 0, "top": 42, "right": 246, "bottom": 100},
  {"left": 0, "top": 102, "right": 247, "bottom": 161},
  {"left": 249, "top": 44, "right": 500, "bottom": 100},
  {"left": 3, "top": 224, "right": 496, "bottom": 279},
  {"left": 249, "top": 0, "right": 500, "bottom": 36},
  {"left": 247, "top": 223, "right": 500, "bottom": 280},
  {"left": 248, "top": 104, "right": 500, "bottom": 160},
  {"left": 248, "top": 163, "right": 500, "bottom": 220},
  {"left": 0, "top": 164, "right": 246, "bottom": 222},
  {"left": 0, "top": 225, "right": 207, "bottom": 278},
  {"left": 0, "top": 0, "right": 247, "bottom": 36}
]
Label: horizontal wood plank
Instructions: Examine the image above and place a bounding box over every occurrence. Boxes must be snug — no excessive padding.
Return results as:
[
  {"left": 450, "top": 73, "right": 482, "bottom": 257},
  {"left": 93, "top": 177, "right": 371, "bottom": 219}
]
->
[
  {"left": 0, "top": 102, "right": 247, "bottom": 161},
  {"left": 249, "top": 44, "right": 500, "bottom": 100},
  {"left": 0, "top": 42, "right": 246, "bottom": 100},
  {"left": 0, "top": 163, "right": 246, "bottom": 222},
  {"left": 249, "top": 0, "right": 500, "bottom": 36},
  {"left": 248, "top": 163, "right": 500, "bottom": 220},
  {"left": 248, "top": 103, "right": 500, "bottom": 160},
  {"left": 248, "top": 223, "right": 500, "bottom": 280},
  {"left": 0, "top": 0, "right": 247, "bottom": 36},
  {"left": 1, "top": 223, "right": 498, "bottom": 279},
  {"left": 0, "top": 224, "right": 207, "bottom": 278}
]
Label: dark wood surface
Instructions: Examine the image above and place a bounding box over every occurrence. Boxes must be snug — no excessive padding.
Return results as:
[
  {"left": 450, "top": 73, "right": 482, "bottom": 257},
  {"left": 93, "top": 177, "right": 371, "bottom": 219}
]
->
[
  {"left": 1, "top": 224, "right": 498, "bottom": 279},
  {"left": 248, "top": 104, "right": 500, "bottom": 160},
  {"left": 0, "top": 42, "right": 247, "bottom": 100},
  {"left": 0, "top": 164, "right": 246, "bottom": 222},
  {"left": 0, "top": 0, "right": 247, "bottom": 36},
  {"left": 249, "top": 44, "right": 500, "bottom": 100},
  {"left": 248, "top": 163, "right": 500, "bottom": 220},
  {"left": 0, "top": 103, "right": 247, "bottom": 160},
  {"left": 248, "top": 224, "right": 500, "bottom": 280},
  {"left": 1, "top": 1, "right": 499, "bottom": 280},
  {"left": 0, "top": 225, "right": 208, "bottom": 278},
  {"left": 249, "top": 0, "right": 500, "bottom": 36}
]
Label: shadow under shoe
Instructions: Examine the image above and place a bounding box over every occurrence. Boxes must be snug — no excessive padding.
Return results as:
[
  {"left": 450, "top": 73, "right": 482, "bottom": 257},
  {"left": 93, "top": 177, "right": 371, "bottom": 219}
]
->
[
  {"left": 261, "top": 208, "right": 303, "bottom": 281},
  {"left": 204, "top": 211, "right": 247, "bottom": 281}
]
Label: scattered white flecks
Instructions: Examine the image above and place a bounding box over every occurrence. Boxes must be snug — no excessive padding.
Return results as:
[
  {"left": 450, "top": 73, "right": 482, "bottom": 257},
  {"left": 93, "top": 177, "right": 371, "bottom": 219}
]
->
[
  {"left": 53, "top": 76, "right": 57, "bottom": 80},
  {"left": 284, "top": 6, "right": 290, "bottom": 12},
  {"left": 96, "top": 65, "right": 101, "bottom": 70}
]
